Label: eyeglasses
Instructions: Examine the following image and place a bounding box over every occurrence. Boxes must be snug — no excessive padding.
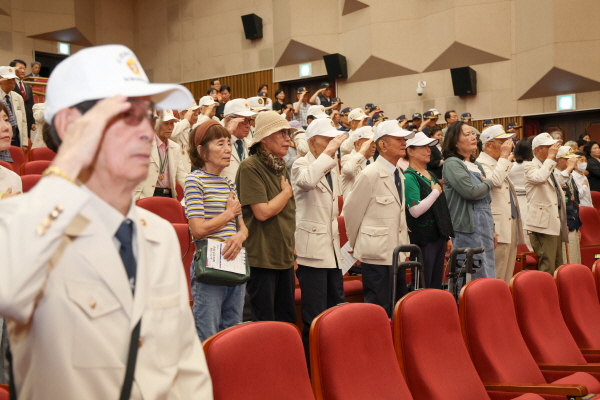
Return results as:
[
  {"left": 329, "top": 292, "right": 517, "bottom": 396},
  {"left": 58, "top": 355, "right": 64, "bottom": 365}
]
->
[
  {"left": 277, "top": 129, "right": 292, "bottom": 138},
  {"left": 73, "top": 98, "right": 155, "bottom": 126},
  {"left": 232, "top": 116, "right": 252, "bottom": 125}
]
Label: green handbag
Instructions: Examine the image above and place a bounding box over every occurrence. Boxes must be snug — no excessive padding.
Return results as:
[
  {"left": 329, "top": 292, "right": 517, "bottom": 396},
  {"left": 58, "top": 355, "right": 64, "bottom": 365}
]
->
[{"left": 193, "top": 239, "right": 250, "bottom": 286}]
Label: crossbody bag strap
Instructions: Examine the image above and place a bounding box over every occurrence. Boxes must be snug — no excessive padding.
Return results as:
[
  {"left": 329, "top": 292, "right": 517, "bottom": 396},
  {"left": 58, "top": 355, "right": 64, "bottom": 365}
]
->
[{"left": 119, "top": 319, "right": 142, "bottom": 400}]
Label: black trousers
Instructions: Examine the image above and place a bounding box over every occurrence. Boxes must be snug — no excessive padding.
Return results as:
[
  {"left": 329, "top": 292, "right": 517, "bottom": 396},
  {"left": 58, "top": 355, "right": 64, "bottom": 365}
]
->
[
  {"left": 247, "top": 266, "right": 296, "bottom": 323},
  {"left": 361, "top": 262, "right": 407, "bottom": 318},
  {"left": 412, "top": 236, "right": 447, "bottom": 289},
  {"left": 296, "top": 265, "right": 345, "bottom": 364}
]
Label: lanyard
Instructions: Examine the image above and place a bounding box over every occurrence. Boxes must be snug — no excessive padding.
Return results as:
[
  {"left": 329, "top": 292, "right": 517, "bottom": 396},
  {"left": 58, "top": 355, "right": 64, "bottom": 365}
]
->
[{"left": 157, "top": 145, "right": 169, "bottom": 180}]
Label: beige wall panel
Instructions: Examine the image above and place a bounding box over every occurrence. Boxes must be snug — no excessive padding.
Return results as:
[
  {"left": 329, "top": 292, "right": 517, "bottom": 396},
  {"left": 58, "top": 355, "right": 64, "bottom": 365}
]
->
[
  {"left": 464, "top": 90, "right": 491, "bottom": 119},
  {"left": 491, "top": 60, "right": 512, "bottom": 91},
  {"left": 273, "top": 0, "right": 291, "bottom": 41},
  {"left": 471, "top": 63, "right": 492, "bottom": 93},
  {"left": 341, "top": 1, "right": 371, "bottom": 32},
  {"left": 555, "top": 41, "right": 600, "bottom": 82},
  {"left": 368, "top": 0, "right": 419, "bottom": 22},
  {"left": 491, "top": 88, "right": 517, "bottom": 118},
  {"left": 377, "top": 76, "right": 405, "bottom": 106},
  {"left": 554, "top": 0, "right": 600, "bottom": 43},
  {"left": 24, "top": 13, "right": 74, "bottom": 37},
  {"left": 514, "top": 44, "right": 554, "bottom": 99},
  {"left": 420, "top": 0, "right": 454, "bottom": 18},
  {"left": 193, "top": 16, "right": 213, "bottom": 40},
  {"left": 517, "top": 97, "right": 544, "bottom": 116},
  {"left": 514, "top": 0, "right": 553, "bottom": 54},
  {"left": 26, "top": 0, "right": 74, "bottom": 15},
  {"left": 577, "top": 91, "right": 600, "bottom": 111},
  {"left": 419, "top": 70, "right": 446, "bottom": 100},
  {"left": 419, "top": 9, "right": 455, "bottom": 71},
  {"left": 543, "top": 95, "right": 557, "bottom": 114},
  {"left": 289, "top": 0, "right": 338, "bottom": 37},
  {"left": 445, "top": 96, "right": 467, "bottom": 114},
  {"left": 340, "top": 25, "right": 372, "bottom": 74},
  {"left": 370, "top": 20, "right": 420, "bottom": 72},
  {"left": 167, "top": 22, "right": 182, "bottom": 43},
  {"left": 294, "top": 34, "right": 340, "bottom": 56},
  {"left": 455, "top": 1, "right": 511, "bottom": 60}
]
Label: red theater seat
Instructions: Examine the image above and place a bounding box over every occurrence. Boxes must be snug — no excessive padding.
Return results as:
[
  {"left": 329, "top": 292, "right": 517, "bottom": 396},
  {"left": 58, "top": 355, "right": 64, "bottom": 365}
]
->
[
  {"left": 310, "top": 303, "right": 414, "bottom": 400},
  {"left": 460, "top": 278, "right": 599, "bottom": 398},
  {"left": 20, "top": 174, "right": 42, "bottom": 192},
  {"left": 203, "top": 321, "right": 314, "bottom": 400},
  {"left": 172, "top": 223, "right": 193, "bottom": 306},
  {"left": 20, "top": 160, "right": 50, "bottom": 175},
  {"left": 0, "top": 160, "right": 12, "bottom": 171},
  {"left": 591, "top": 191, "right": 600, "bottom": 215},
  {"left": 337, "top": 195, "right": 343, "bottom": 215},
  {"left": 8, "top": 146, "right": 25, "bottom": 175},
  {"left": 28, "top": 147, "right": 56, "bottom": 161},
  {"left": 136, "top": 196, "right": 186, "bottom": 224},
  {"left": 555, "top": 264, "right": 600, "bottom": 362},
  {"left": 593, "top": 260, "right": 600, "bottom": 302},
  {"left": 394, "top": 289, "right": 546, "bottom": 400},
  {"left": 511, "top": 270, "right": 600, "bottom": 373},
  {"left": 515, "top": 244, "right": 538, "bottom": 274},
  {"left": 579, "top": 206, "right": 600, "bottom": 269},
  {"left": 0, "top": 385, "right": 8, "bottom": 400}
]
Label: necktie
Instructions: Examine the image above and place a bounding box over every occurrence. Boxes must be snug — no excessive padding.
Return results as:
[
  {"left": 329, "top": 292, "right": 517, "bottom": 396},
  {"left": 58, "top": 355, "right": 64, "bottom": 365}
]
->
[
  {"left": 19, "top": 82, "right": 26, "bottom": 101},
  {"left": 549, "top": 172, "right": 563, "bottom": 210},
  {"left": 325, "top": 171, "right": 333, "bottom": 191},
  {"left": 4, "top": 95, "right": 12, "bottom": 114},
  {"left": 508, "top": 185, "right": 518, "bottom": 219},
  {"left": 394, "top": 169, "right": 403, "bottom": 202},
  {"left": 366, "top": 159, "right": 371, "bottom": 165},
  {"left": 115, "top": 220, "right": 137, "bottom": 293},
  {"left": 235, "top": 139, "right": 245, "bottom": 161}
]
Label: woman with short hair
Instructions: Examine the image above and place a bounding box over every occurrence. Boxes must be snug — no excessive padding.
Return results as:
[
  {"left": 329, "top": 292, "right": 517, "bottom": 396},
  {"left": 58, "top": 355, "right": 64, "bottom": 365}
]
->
[
  {"left": 185, "top": 120, "right": 249, "bottom": 340},
  {"left": 584, "top": 141, "right": 600, "bottom": 192}
]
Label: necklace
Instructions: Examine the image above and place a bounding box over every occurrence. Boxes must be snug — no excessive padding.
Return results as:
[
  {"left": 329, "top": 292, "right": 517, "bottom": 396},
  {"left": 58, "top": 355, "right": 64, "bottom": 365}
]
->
[{"left": 409, "top": 166, "right": 432, "bottom": 183}]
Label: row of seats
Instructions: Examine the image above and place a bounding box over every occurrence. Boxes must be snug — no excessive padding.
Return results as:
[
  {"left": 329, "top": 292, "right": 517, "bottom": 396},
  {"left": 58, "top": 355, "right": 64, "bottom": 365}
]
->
[
  {"left": 202, "top": 265, "right": 600, "bottom": 400},
  {"left": 2, "top": 146, "right": 55, "bottom": 175}
]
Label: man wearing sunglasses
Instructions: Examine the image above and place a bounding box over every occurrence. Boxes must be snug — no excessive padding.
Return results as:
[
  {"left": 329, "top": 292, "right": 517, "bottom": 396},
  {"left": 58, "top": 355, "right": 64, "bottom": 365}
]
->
[
  {"left": 220, "top": 98, "right": 257, "bottom": 183},
  {"left": 0, "top": 45, "right": 213, "bottom": 399}
]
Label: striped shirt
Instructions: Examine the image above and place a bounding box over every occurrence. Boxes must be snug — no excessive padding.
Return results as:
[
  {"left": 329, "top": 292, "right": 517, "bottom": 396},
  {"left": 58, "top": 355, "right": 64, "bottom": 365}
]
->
[{"left": 184, "top": 169, "right": 238, "bottom": 241}]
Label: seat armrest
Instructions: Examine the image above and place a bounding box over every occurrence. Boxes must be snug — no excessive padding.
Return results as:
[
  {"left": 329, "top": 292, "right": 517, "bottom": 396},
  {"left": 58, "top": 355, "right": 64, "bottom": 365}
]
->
[
  {"left": 580, "top": 349, "right": 600, "bottom": 355},
  {"left": 538, "top": 363, "right": 600, "bottom": 373},
  {"left": 483, "top": 382, "right": 588, "bottom": 397}
]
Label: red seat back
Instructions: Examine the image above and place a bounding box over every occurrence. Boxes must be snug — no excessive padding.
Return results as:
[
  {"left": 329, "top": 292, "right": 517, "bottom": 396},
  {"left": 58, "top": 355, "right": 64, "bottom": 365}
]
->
[
  {"left": 20, "top": 174, "right": 42, "bottom": 192},
  {"left": 20, "top": 160, "right": 51, "bottom": 176},
  {"left": 29, "top": 147, "right": 56, "bottom": 161},
  {"left": 593, "top": 261, "right": 600, "bottom": 302},
  {"left": 8, "top": 146, "right": 25, "bottom": 175},
  {"left": 337, "top": 216, "right": 347, "bottom": 247},
  {"left": 203, "top": 321, "right": 315, "bottom": 400},
  {"left": 555, "top": 264, "right": 600, "bottom": 350},
  {"left": 136, "top": 197, "right": 186, "bottom": 224},
  {"left": 591, "top": 191, "right": 600, "bottom": 215},
  {"left": 459, "top": 278, "right": 546, "bottom": 384},
  {"left": 0, "top": 386, "right": 8, "bottom": 400},
  {"left": 337, "top": 195, "right": 343, "bottom": 215},
  {"left": 172, "top": 223, "right": 193, "bottom": 304},
  {"left": 175, "top": 181, "right": 184, "bottom": 202},
  {"left": 510, "top": 270, "right": 586, "bottom": 364},
  {"left": 0, "top": 160, "right": 13, "bottom": 171},
  {"left": 394, "top": 289, "right": 490, "bottom": 400},
  {"left": 310, "top": 303, "right": 413, "bottom": 400},
  {"left": 580, "top": 206, "right": 600, "bottom": 245}
]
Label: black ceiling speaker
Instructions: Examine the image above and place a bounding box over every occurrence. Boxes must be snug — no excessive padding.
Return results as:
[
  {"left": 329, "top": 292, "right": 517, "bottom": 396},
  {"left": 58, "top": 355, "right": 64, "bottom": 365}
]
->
[
  {"left": 450, "top": 67, "right": 477, "bottom": 96},
  {"left": 241, "top": 14, "right": 263, "bottom": 40},
  {"left": 323, "top": 53, "right": 348, "bottom": 79}
]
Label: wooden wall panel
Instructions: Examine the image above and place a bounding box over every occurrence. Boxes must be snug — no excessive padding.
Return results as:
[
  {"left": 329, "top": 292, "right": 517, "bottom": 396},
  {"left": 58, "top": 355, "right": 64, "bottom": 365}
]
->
[
  {"left": 438, "top": 116, "right": 525, "bottom": 139},
  {"left": 182, "top": 70, "right": 279, "bottom": 102}
]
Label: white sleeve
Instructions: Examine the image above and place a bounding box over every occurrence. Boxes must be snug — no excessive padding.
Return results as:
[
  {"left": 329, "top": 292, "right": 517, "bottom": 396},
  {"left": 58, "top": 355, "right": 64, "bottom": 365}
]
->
[{"left": 408, "top": 190, "right": 440, "bottom": 218}]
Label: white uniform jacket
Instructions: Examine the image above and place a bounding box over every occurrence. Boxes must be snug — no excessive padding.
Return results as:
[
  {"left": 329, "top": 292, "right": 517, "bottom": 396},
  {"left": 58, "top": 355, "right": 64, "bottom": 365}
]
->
[
  {"left": 0, "top": 177, "right": 213, "bottom": 399},
  {"left": 340, "top": 149, "right": 372, "bottom": 197},
  {"left": 524, "top": 156, "right": 568, "bottom": 241},
  {"left": 5, "top": 91, "right": 27, "bottom": 149},
  {"left": 221, "top": 135, "right": 247, "bottom": 183},
  {"left": 342, "top": 156, "right": 409, "bottom": 265},
  {"left": 476, "top": 152, "right": 524, "bottom": 245},
  {"left": 134, "top": 137, "right": 188, "bottom": 201},
  {"left": 171, "top": 119, "right": 193, "bottom": 173},
  {"left": 291, "top": 151, "right": 342, "bottom": 269}
]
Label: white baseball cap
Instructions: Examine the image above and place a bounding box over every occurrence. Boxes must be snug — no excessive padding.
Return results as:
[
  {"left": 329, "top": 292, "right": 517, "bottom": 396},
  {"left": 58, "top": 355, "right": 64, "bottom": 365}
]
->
[
  {"left": 373, "top": 120, "right": 415, "bottom": 142},
  {"left": 305, "top": 118, "right": 341, "bottom": 140},
  {"left": 223, "top": 98, "right": 257, "bottom": 117},
  {"left": 44, "top": 44, "right": 193, "bottom": 122},
  {"left": 532, "top": 132, "right": 559, "bottom": 149},
  {"left": 307, "top": 105, "right": 328, "bottom": 119},
  {"left": 0, "top": 66, "right": 18, "bottom": 80},
  {"left": 406, "top": 131, "right": 438, "bottom": 147},
  {"left": 348, "top": 108, "right": 367, "bottom": 122},
  {"left": 428, "top": 108, "right": 441, "bottom": 116},
  {"left": 186, "top": 101, "right": 201, "bottom": 111},
  {"left": 480, "top": 125, "right": 515, "bottom": 144},
  {"left": 557, "top": 146, "right": 578, "bottom": 159},
  {"left": 198, "top": 95, "right": 218, "bottom": 107},
  {"left": 354, "top": 126, "right": 374, "bottom": 141},
  {"left": 247, "top": 96, "right": 269, "bottom": 111},
  {"left": 161, "top": 109, "right": 178, "bottom": 122}
]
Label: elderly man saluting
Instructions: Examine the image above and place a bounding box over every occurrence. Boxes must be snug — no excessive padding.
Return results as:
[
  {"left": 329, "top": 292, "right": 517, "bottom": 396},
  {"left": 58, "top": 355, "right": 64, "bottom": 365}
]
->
[
  {"left": 343, "top": 121, "right": 414, "bottom": 316},
  {"left": 0, "top": 45, "right": 213, "bottom": 399}
]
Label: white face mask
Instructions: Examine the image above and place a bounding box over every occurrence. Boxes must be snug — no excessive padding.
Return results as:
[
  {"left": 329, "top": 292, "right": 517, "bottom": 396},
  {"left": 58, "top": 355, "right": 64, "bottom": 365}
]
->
[{"left": 577, "top": 162, "right": 588, "bottom": 172}]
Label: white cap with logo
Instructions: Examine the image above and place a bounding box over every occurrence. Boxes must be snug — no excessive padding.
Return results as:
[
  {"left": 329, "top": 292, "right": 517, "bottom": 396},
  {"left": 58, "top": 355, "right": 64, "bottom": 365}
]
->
[
  {"left": 373, "top": 120, "right": 415, "bottom": 142},
  {"left": 406, "top": 131, "right": 438, "bottom": 147},
  {"left": 305, "top": 118, "right": 341, "bottom": 140},
  {"left": 0, "top": 66, "right": 18, "bottom": 80},
  {"left": 354, "top": 126, "right": 375, "bottom": 141},
  {"left": 198, "top": 95, "right": 219, "bottom": 107},
  {"left": 161, "top": 109, "right": 178, "bottom": 122},
  {"left": 44, "top": 44, "right": 194, "bottom": 122},
  {"left": 480, "top": 125, "right": 515, "bottom": 144},
  {"left": 223, "top": 98, "right": 257, "bottom": 117},
  {"left": 532, "top": 132, "right": 559, "bottom": 149},
  {"left": 348, "top": 108, "right": 367, "bottom": 122},
  {"left": 247, "top": 96, "right": 269, "bottom": 111},
  {"left": 307, "top": 105, "right": 328, "bottom": 119},
  {"left": 557, "top": 146, "right": 578, "bottom": 159}
]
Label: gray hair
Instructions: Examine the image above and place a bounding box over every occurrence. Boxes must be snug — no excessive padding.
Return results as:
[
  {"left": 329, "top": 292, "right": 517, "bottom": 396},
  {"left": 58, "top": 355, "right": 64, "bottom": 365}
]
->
[{"left": 31, "top": 61, "right": 41, "bottom": 68}]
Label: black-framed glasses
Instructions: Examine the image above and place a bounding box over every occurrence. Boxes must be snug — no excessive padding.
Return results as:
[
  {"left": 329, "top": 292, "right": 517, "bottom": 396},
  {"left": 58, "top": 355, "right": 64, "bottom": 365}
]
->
[
  {"left": 73, "top": 98, "right": 155, "bottom": 126},
  {"left": 277, "top": 129, "right": 292, "bottom": 138}
]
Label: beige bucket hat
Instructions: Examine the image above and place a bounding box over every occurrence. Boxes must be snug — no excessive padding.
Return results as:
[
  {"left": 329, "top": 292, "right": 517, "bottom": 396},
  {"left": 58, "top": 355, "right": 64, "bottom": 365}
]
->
[{"left": 249, "top": 111, "right": 292, "bottom": 147}]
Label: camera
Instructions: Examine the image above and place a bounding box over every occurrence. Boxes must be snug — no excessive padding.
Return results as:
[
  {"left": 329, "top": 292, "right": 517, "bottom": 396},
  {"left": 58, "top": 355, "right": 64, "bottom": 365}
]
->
[
  {"left": 416, "top": 87, "right": 424, "bottom": 96},
  {"left": 416, "top": 81, "right": 426, "bottom": 96}
]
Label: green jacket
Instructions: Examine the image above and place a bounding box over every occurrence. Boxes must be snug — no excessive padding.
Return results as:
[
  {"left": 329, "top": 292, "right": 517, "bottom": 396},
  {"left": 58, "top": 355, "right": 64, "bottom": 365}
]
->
[{"left": 442, "top": 157, "right": 492, "bottom": 233}]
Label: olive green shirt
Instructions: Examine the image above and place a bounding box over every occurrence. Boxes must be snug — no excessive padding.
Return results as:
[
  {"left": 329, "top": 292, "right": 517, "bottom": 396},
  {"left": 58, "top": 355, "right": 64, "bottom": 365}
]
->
[{"left": 236, "top": 154, "right": 296, "bottom": 269}]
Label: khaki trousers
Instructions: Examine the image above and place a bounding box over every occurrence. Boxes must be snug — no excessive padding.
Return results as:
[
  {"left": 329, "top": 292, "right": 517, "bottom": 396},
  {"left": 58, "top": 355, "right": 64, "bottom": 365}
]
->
[
  {"left": 562, "top": 230, "right": 581, "bottom": 265},
  {"left": 529, "top": 232, "right": 563, "bottom": 274},
  {"left": 495, "top": 218, "right": 517, "bottom": 283}
]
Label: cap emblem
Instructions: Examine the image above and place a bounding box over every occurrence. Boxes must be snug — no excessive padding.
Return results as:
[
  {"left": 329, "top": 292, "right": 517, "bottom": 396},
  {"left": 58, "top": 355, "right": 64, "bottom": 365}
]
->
[{"left": 126, "top": 59, "right": 141, "bottom": 75}]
